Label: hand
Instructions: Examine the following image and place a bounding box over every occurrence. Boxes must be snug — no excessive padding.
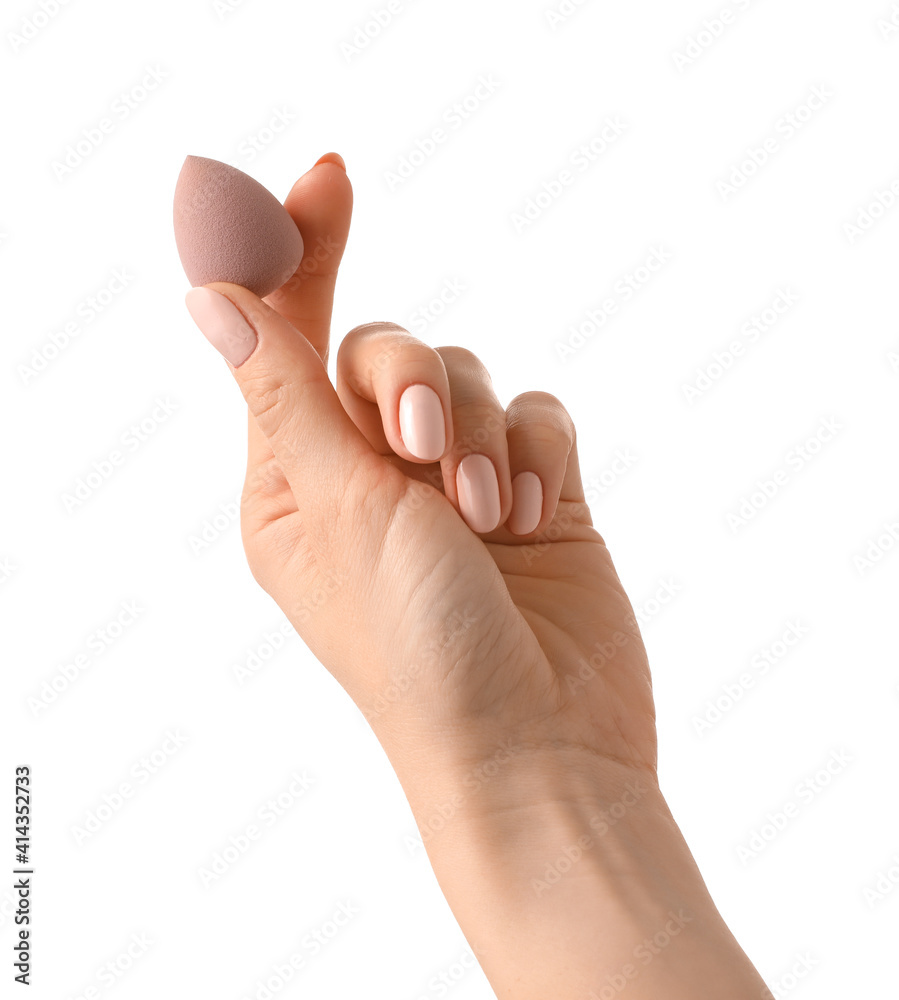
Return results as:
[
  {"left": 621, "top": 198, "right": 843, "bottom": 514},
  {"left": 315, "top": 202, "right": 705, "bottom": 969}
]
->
[
  {"left": 183, "top": 153, "right": 770, "bottom": 999},
  {"left": 183, "top": 154, "right": 656, "bottom": 796}
]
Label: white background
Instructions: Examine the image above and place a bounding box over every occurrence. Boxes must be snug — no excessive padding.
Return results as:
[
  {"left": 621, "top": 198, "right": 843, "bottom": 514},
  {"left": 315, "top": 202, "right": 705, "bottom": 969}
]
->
[{"left": 2, "top": 0, "right": 898, "bottom": 997}]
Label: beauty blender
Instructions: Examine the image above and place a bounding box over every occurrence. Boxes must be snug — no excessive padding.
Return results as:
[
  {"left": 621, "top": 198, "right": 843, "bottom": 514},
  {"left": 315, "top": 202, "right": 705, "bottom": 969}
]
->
[{"left": 173, "top": 155, "right": 304, "bottom": 298}]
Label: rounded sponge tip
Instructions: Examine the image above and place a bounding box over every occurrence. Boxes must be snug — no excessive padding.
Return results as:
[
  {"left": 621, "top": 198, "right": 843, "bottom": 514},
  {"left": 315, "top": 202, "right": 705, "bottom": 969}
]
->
[{"left": 173, "top": 155, "right": 304, "bottom": 299}]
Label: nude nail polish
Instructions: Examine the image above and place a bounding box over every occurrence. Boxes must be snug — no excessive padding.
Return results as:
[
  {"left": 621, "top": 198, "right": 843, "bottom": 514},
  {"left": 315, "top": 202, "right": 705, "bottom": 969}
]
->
[
  {"left": 184, "top": 286, "right": 257, "bottom": 367},
  {"left": 456, "top": 454, "right": 501, "bottom": 533},
  {"left": 508, "top": 471, "right": 543, "bottom": 535},
  {"left": 399, "top": 384, "right": 446, "bottom": 461}
]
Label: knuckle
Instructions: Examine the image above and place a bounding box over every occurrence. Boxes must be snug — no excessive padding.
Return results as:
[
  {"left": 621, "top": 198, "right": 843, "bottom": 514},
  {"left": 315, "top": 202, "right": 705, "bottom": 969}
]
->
[
  {"left": 458, "top": 398, "right": 501, "bottom": 424},
  {"left": 436, "top": 344, "right": 488, "bottom": 375},
  {"left": 243, "top": 373, "right": 288, "bottom": 423},
  {"left": 345, "top": 320, "right": 409, "bottom": 341},
  {"left": 244, "top": 456, "right": 285, "bottom": 499},
  {"left": 506, "top": 390, "right": 575, "bottom": 438},
  {"left": 369, "top": 340, "right": 429, "bottom": 379},
  {"left": 513, "top": 424, "right": 565, "bottom": 450},
  {"left": 453, "top": 402, "right": 506, "bottom": 453},
  {"left": 508, "top": 389, "right": 565, "bottom": 411},
  {"left": 340, "top": 324, "right": 431, "bottom": 386}
]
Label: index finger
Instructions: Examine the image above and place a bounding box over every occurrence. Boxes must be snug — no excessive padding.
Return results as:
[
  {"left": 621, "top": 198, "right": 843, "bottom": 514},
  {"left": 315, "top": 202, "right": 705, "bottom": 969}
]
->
[{"left": 262, "top": 152, "right": 353, "bottom": 368}]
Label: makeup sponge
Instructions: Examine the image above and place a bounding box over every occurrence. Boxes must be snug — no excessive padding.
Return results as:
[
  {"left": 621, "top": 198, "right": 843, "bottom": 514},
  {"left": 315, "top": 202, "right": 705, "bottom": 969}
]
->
[{"left": 173, "top": 155, "right": 304, "bottom": 298}]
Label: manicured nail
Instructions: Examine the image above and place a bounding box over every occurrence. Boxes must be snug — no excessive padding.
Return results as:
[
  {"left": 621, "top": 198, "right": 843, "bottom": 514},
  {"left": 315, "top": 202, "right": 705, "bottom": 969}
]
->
[
  {"left": 456, "top": 454, "right": 501, "bottom": 534},
  {"left": 508, "top": 471, "right": 543, "bottom": 535},
  {"left": 315, "top": 152, "right": 346, "bottom": 171},
  {"left": 398, "top": 384, "right": 446, "bottom": 461},
  {"left": 184, "top": 286, "right": 257, "bottom": 368}
]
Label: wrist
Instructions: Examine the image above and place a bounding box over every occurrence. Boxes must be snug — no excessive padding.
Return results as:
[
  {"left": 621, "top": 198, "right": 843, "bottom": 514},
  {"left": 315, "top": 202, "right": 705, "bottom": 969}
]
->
[{"left": 385, "top": 737, "right": 770, "bottom": 999}]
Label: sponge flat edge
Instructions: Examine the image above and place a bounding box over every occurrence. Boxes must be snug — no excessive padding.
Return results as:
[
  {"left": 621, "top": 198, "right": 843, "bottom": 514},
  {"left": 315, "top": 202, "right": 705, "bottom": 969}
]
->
[{"left": 173, "top": 155, "right": 304, "bottom": 298}]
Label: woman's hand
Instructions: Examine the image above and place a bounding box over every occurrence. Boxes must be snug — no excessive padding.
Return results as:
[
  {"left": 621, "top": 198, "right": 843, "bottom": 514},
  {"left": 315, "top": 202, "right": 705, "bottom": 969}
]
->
[
  {"left": 184, "top": 154, "right": 656, "bottom": 794},
  {"left": 183, "top": 154, "right": 771, "bottom": 1000}
]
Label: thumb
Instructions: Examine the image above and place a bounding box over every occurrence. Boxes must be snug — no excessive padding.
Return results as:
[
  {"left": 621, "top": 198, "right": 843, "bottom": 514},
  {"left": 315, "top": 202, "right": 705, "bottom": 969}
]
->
[{"left": 184, "top": 281, "right": 382, "bottom": 523}]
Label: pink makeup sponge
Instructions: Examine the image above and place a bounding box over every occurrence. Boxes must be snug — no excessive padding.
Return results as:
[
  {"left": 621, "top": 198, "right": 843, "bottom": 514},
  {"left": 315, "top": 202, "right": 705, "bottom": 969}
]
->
[{"left": 173, "top": 155, "right": 304, "bottom": 298}]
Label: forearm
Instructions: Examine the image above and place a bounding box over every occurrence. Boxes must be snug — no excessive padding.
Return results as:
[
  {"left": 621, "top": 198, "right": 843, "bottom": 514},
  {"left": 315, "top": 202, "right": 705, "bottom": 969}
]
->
[{"left": 390, "top": 741, "right": 771, "bottom": 999}]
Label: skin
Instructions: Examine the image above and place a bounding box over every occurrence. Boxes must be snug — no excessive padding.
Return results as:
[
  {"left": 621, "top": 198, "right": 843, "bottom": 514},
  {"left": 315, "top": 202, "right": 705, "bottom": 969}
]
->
[{"left": 191, "top": 152, "right": 773, "bottom": 998}]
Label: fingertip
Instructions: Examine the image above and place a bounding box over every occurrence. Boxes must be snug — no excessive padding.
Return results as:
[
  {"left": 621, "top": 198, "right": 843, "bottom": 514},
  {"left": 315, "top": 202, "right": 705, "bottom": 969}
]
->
[
  {"left": 184, "top": 285, "right": 259, "bottom": 369},
  {"left": 314, "top": 151, "right": 346, "bottom": 171}
]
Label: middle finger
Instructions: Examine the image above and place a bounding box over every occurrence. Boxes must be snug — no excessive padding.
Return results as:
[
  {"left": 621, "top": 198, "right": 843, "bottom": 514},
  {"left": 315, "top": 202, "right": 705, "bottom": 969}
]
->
[
  {"left": 335, "top": 325, "right": 512, "bottom": 534},
  {"left": 435, "top": 345, "right": 512, "bottom": 535}
]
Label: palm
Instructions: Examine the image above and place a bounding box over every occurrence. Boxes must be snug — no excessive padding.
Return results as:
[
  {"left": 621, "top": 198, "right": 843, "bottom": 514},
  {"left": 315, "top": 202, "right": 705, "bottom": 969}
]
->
[
  {"left": 243, "top": 449, "right": 658, "bottom": 778},
  {"left": 489, "top": 515, "right": 657, "bottom": 775}
]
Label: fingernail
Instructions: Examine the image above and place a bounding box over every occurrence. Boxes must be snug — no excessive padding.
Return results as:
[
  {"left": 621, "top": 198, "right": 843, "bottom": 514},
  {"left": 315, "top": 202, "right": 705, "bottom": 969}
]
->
[
  {"left": 456, "top": 454, "right": 501, "bottom": 534},
  {"left": 315, "top": 152, "right": 346, "bottom": 171},
  {"left": 399, "top": 384, "right": 446, "bottom": 461},
  {"left": 508, "top": 471, "right": 543, "bottom": 535},
  {"left": 185, "top": 286, "right": 257, "bottom": 368}
]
